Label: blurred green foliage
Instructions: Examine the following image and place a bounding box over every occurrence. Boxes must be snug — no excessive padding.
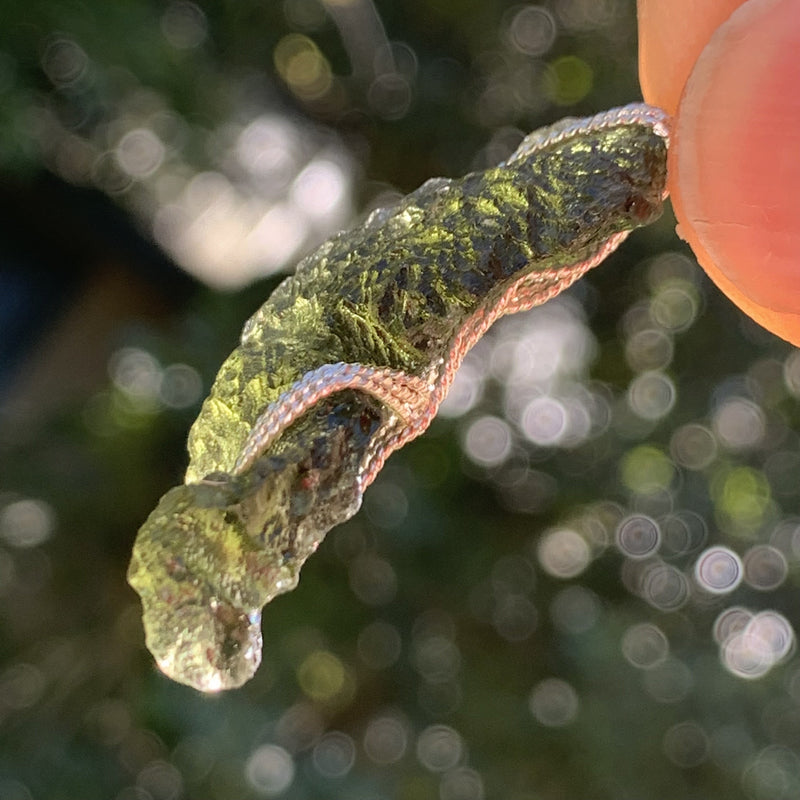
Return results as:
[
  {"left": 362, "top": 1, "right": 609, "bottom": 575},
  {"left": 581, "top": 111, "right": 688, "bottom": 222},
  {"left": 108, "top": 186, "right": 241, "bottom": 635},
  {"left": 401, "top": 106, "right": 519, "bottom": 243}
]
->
[{"left": 1, "top": 2, "right": 800, "bottom": 800}]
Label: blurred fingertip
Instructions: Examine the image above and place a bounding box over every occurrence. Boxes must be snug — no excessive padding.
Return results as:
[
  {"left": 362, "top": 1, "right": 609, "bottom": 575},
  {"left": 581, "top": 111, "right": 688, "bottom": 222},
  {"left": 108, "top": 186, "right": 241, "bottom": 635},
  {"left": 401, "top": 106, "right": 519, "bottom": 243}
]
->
[
  {"left": 668, "top": 0, "right": 800, "bottom": 343},
  {"left": 637, "top": 0, "right": 747, "bottom": 113}
]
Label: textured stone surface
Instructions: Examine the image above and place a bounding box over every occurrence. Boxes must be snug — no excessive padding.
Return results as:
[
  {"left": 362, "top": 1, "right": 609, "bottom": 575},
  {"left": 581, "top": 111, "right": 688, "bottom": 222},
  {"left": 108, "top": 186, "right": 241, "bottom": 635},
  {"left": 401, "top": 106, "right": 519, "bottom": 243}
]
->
[{"left": 128, "top": 104, "right": 669, "bottom": 691}]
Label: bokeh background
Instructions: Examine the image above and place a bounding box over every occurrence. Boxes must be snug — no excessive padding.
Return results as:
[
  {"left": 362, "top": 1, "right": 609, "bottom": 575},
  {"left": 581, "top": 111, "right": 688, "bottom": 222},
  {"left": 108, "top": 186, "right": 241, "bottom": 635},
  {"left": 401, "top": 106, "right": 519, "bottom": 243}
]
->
[{"left": 2, "top": 1, "right": 799, "bottom": 799}]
